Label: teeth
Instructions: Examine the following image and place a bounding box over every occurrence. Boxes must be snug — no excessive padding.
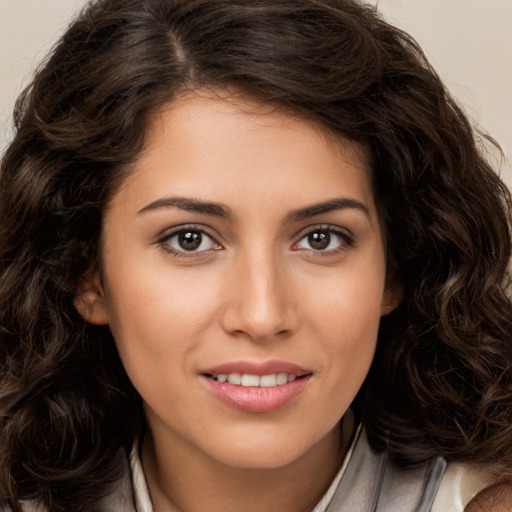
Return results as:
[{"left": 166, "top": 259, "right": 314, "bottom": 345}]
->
[
  {"left": 276, "top": 373, "right": 288, "bottom": 385},
  {"left": 241, "top": 374, "right": 260, "bottom": 387},
  {"left": 211, "top": 373, "right": 301, "bottom": 387},
  {"left": 227, "top": 373, "right": 241, "bottom": 385},
  {"left": 260, "top": 374, "right": 277, "bottom": 387}
]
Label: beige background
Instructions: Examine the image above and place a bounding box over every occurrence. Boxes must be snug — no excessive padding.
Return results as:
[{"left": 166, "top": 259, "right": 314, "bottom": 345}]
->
[{"left": 1, "top": 0, "right": 511, "bottom": 186}]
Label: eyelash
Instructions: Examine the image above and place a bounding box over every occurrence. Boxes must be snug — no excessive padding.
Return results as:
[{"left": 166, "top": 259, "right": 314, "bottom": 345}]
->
[
  {"left": 157, "top": 225, "right": 221, "bottom": 259},
  {"left": 156, "top": 224, "right": 355, "bottom": 259},
  {"left": 293, "top": 225, "right": 355, "bottom": 256}
]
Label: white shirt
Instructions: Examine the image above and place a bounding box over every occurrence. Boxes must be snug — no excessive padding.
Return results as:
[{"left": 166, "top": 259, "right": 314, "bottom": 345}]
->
[
  {"left": 15, "top": 427, "right": 493, "bottom": 511},
  {"left": 116, "top": 427, "right": 492, "bottom": 511}
]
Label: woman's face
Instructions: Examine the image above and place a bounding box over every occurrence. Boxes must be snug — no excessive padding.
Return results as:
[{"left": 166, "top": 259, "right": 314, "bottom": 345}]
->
[{"left": 77, "top": 92, "right": 397, "bottom": 470}]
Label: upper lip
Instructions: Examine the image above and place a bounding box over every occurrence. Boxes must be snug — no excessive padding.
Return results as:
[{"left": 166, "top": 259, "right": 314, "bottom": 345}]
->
[{"left": 201, "top": 360, "right": 311, "bottom": 377}]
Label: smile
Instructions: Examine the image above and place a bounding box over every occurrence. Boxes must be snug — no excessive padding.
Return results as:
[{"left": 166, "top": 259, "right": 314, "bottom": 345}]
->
[
  {"left": 207, "top": 373, "right": 298, "bottom": 387},
  {"left": 201, "top": 362, "right": 312, "bottom": 413}
]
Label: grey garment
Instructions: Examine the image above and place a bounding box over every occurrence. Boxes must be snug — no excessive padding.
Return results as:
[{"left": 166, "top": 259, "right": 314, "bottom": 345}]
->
[
  {"left": 326, "top": 430, "right": 447, "bottom": 511},
  {"left": 5, "top": 428, "right": 448, "bottom": 512}
]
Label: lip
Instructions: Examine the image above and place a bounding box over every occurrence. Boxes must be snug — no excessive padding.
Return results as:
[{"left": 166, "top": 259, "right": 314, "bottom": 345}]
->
[
  {"left": 199, "top": 360, "right": 312, "bottom": 413},
  {"left": 201, "top": 359, "right": 310, "bottom": 377}
]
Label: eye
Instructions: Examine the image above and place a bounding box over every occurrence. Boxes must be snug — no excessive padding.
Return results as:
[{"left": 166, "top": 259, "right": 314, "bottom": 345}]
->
[
  {"left": 294, "top": 227, "right": 353, "bottom": 252},
  {"left": 159, "top": 227, "right": 221, "bottom": 255}
]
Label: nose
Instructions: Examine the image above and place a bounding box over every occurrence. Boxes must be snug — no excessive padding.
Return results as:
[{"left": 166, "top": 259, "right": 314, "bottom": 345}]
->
[{"left": 219, "top": 248, "right": 297, "bottom": 342}]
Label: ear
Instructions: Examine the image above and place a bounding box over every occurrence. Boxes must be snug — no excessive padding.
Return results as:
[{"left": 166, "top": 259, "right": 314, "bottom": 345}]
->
[
  {"left": 381, "top": 276, "right": 403, "bottom": 316},
  {"left": 73, "top": 271, "right": 109, "bottom": 325}
]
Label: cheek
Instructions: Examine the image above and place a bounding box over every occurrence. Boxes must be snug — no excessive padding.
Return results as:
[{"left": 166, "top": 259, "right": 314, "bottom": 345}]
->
[
  {"left": 312, "top": 287, "right": 380, "bottom": 380},
  {"left": 304, "top": 258, "right": 386, "bottom": 340},
  {"left": 301, "top": 260, "right": 385, "bottom": 405},
  {"left": 103, "top": 263, "right": 223, "bottom": 383},
  {"left": 106, "top": 258, "right": 219, "bottom": 333}
]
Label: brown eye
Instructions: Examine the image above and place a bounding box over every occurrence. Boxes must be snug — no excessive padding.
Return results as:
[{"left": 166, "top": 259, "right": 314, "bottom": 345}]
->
[
  {"left": 294, "top": 227, "right": 353, "bottom": 252},
  {"left": 162, "top": 228, "right": 219, "bottom": 254},
  {"left": 307, "top": 231, "right": 331, "bottom": 250},
  {"left": 178, "top": 231, "right": 203, "bottom": 251}
]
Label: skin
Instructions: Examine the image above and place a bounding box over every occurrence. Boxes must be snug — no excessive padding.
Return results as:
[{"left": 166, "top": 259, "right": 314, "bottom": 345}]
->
[
  {"left": 76, "top": 92, "right": 400, "bottom": 512},
  {"left": 465, "top": 483, "right": 512, "bottom": 512}
]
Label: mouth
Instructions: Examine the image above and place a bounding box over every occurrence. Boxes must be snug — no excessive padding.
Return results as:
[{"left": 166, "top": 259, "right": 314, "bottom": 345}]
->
[
  {"left": 200, "top": 362, "right": 312, "bottom": 413},
  {"left": 205, "top": 372, "right": 303, "bottom": 387}
]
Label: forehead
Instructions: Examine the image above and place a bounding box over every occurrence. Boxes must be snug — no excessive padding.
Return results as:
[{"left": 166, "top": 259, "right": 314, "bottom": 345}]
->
[
  {"left": 146, "top": 89, "right": 370, "bottom": 165},
  {"left": 110, "top": 91, "right": 375, "bottom": 220}
]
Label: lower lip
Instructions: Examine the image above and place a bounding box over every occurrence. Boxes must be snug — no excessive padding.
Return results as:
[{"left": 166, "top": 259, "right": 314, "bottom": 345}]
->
[{"left": 201, "top": 375, "right": 311, "bottom": 413}]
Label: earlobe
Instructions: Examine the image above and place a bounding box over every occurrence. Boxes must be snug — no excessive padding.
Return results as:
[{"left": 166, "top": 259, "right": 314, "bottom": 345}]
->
[
  {"left": 381, "top": 278, "right": 403, "bottom": 316},
  {"left": 73, "top": 272, "right": 110, "bottom": 325}
]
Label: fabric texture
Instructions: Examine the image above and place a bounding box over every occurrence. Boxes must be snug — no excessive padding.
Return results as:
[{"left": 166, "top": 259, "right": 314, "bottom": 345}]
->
[
  {"left": 98, "top": 427, "right": 492, "bottom": 511},
  {"left": 11, "top": 427, "right": 492, "bottom": 511}
]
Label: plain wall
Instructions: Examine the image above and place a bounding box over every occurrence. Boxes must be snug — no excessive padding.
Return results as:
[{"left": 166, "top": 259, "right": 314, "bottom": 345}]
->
[
  {"left": 376, "top": 0, "right": 512, "bottom": 187},
  {"left": 1, "top": 0, "right": 511, "bottom": 185}
]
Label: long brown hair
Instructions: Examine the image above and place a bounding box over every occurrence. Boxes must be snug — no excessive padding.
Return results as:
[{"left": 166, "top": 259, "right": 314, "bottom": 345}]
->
[{"left": 1, "top": 0, "right": 511, "bottom": 510}]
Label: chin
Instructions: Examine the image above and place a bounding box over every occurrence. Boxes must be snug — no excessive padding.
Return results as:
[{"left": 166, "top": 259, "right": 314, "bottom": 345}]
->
[
  {"left": 203, "top": 426, "right": 331, "bottom": 470},
  {"left": 218, "top": 446, "right": 308, "bottom": 470}
]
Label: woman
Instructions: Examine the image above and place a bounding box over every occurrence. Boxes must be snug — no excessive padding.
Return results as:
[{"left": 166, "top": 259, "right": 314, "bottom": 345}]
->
[{"left": 1, "top": 0, "right": 511, "bottom": 511}]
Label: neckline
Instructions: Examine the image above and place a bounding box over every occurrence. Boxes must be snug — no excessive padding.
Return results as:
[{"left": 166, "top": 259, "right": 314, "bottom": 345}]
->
[{"left": 128, "top": 424, "right": 362, "bottom": 512}]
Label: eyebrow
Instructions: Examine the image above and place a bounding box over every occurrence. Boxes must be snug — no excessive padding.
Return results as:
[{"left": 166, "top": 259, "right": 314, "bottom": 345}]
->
[
  {"left": 137, "top": 197, "right": 233, "bottom": 218},
  {"left": 137, "top": 196, "right": 370, "bottom": 222},
  {"left": 284, "top": 198, "right": 371, "bottom": 223}
]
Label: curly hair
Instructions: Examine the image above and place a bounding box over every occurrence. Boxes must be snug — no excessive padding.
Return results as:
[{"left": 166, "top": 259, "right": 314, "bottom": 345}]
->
[{"left": 1, "top": 0, "right": 511, "bottom": 510}]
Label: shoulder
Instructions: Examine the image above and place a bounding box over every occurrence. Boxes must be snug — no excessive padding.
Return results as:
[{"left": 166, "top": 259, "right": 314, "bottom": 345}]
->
[
  {"left": 432, "top": 462, "right": 494, "bottom": 512},
  {"left": 464, "top": 481, "right": 512, "bottom": 512},
  {"left": 336, "top": 427, "right": 499, "bottom": 512},
  {"left": 97, "top": 446, "right": 139, "bottom": 512},
  {"left": 0, "top": 448, "right": 136, "bottom": 512},
  {"left": 0, "top": 501, "right": 45, "bottom": 512}
]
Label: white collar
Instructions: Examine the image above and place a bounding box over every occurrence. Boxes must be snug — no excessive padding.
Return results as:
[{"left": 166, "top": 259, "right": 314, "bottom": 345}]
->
[{"left": 128, "top": 426, "right": 361, "bottom": 512}]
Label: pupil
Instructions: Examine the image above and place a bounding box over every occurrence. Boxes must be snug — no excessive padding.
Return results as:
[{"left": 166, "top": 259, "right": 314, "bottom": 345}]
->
[
  {"left": 309, "top": 231, "right": 330, "bottom": 250},
  {"left": 178, "top": 231, "right": 202, "bottom": 250}
]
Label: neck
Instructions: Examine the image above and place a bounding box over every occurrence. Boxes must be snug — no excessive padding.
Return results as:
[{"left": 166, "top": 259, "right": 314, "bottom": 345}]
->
[{"left": 142, "top": 413, "right": 355, "bottom": 512}]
